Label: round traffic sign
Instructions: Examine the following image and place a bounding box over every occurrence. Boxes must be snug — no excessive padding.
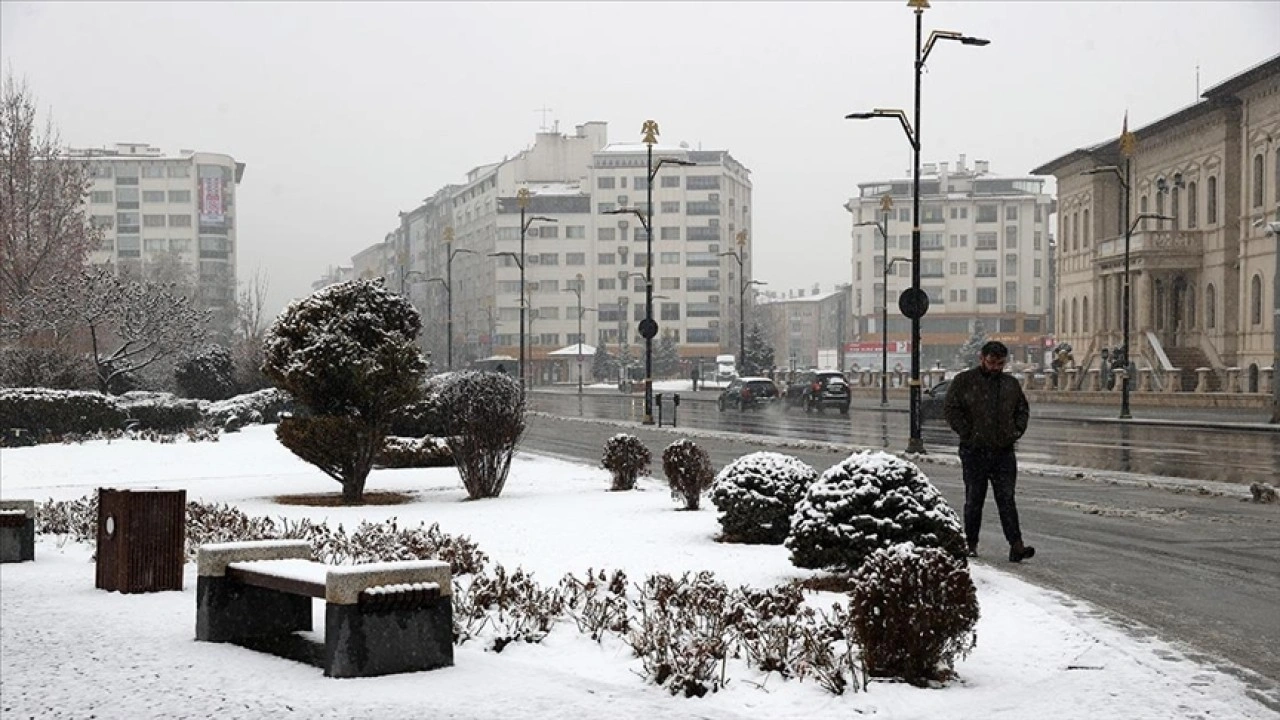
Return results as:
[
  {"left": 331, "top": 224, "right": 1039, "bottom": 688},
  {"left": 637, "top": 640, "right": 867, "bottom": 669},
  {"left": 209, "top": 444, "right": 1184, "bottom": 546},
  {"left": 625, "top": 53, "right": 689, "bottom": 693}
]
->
[
  {"left": 897, "top": 287, "right": 930, "bottom": 320},
  {"left": 638, "top": 317, "right": 659, "bottom": 339}
]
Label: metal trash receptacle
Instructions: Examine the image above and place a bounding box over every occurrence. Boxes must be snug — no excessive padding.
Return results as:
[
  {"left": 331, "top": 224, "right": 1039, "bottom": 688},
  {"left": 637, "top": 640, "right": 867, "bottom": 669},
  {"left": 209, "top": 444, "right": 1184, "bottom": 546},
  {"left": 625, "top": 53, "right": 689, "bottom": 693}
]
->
[{"left": 95, "top": 488, "right": 186, "bottom": 593}]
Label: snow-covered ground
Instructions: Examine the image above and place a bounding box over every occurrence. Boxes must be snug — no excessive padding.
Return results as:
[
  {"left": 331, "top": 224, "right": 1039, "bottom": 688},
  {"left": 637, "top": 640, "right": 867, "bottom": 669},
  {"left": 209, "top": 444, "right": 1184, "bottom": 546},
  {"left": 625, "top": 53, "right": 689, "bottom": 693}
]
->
[{"left": 1, "top": 426, "right": 1274, "bottom": 719}]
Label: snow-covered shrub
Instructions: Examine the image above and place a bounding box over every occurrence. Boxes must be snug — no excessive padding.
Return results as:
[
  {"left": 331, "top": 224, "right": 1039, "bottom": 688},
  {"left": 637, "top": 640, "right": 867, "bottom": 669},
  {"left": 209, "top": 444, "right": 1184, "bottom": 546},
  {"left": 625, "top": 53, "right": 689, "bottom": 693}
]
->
[
  {"left": 115, "top": 391, "right": 205, "bottom": 432},
  {"left": 452, "top": 564, "right": 564, "bottom": 652},
  {"left": 0, "top": 347, "right": 94, "bottom": 390},
  {"left": 174, "top": 344, "right": 237, "bottom": 401},
  {"left": 375, "top": 436, "right": 454, "bottom": 468},
  {"left": 204, "top": 388, "right": 293, "bottom": 427},
  {"left": 560, "top": 568, "right": 630, "bottom": 641},
  {"left": 662, "top": 439, "right": 714, "bottom": 510},
  {"left": 625, "top": 571, "right": 732, "bottom": 698},
  {"left": 601, "top": 433, "right": 651, "bottom": 491},
  {"left": 787, "top": 450, "right": 967, "bottom": 572},
  {"left": 709, "top": 452, "right": 818, "bottom": 544},
  {"left": 847, "top": 543, "right": 978, "bottom": 684},
  {"left": 0, "top": 387, "right": 126, "bottom": 439},
  {"left": 389, "top": 373, "right": 453, "bottom": 437},
  {"left": 261, "top": 278, "right": 427, "bottom": 503},
  {"left": 437, "top": 371, "right": 525, "bottom": 500}
]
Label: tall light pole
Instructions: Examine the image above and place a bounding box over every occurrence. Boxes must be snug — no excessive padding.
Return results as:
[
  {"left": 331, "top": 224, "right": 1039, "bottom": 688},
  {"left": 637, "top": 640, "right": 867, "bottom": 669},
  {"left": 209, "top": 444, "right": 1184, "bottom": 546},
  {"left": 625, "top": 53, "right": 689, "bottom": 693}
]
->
[
  {"left": 1084, "top": 155, "right": 1175, "bottom": 418},
  {"left": 719, "top": 230, "right": 754, "bottom": 372},
  {"left": 857, "top": 194, "right": 907, "bottom": 406},
  {"left": 847, "top": 0, "right": 988, "bottom": 454},
  {"left": 505, "top": 188, "right": 557, "bottom": 390},
  {"left": 426, "top": 229, "right": 474, "bottom": 371},
  {"left": 562, "top": 272, "right": 586, "bottom": 395},
  {"left": 603, "top": 120, "right": 694, "bottom": 425}
]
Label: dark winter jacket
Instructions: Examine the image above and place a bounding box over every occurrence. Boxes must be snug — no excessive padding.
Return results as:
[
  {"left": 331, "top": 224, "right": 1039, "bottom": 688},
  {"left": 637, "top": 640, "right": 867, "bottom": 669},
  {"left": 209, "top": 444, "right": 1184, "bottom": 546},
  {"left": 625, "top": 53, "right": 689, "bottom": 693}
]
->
[{"left": 943, "top": 367, "right": 1029, "bottom": 450}]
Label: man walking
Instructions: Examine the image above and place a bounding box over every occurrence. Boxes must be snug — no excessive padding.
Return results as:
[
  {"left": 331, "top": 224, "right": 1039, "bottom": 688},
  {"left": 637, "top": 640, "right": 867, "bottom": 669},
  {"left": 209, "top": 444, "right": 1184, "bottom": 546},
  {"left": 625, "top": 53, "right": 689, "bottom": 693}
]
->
[{"left": 943, "top": 340, "right": 1035, "bottom": 562}]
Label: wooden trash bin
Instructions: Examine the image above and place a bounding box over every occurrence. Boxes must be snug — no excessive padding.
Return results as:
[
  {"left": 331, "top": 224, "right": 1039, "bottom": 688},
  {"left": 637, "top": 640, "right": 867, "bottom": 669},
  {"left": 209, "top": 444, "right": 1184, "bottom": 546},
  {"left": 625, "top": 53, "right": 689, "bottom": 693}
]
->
[{"left": 95, "top": 488, "right": 186, "bottom": 593}]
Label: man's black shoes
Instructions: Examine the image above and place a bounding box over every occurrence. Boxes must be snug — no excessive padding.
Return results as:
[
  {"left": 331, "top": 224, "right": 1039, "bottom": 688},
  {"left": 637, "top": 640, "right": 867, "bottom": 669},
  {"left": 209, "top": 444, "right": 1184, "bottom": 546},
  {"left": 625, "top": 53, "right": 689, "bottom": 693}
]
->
[{"left": 1009, "top": 542, "right": 1036, "bottom": 563}]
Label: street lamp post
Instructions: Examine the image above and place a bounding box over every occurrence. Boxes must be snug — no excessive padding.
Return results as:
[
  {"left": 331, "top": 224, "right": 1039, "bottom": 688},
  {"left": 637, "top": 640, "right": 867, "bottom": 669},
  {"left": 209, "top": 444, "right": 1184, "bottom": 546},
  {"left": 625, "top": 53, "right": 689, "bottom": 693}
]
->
[
  {"left": 718, "top": 230, "right": 755, "bottom": 373},
  {"left": 426, "top": 228, "right": 475, "bottom": 371},
  {"left": 504, "top": 188, "right": 557, "bottom": 390},
  {"left": 563, "top": 273, "right": 586, "bottom": 395},
  {"left": 603, "top": 120, "right": 695, "bottom": 425},
  {"left": 1083, "top": 161, "right": 1176, "bottom": 418},
  {"left": 857, "top": 195, "right": 910, "bottom": 406},
  {"left": 846, "top": 0, "right": 988, "bottom": 454}
]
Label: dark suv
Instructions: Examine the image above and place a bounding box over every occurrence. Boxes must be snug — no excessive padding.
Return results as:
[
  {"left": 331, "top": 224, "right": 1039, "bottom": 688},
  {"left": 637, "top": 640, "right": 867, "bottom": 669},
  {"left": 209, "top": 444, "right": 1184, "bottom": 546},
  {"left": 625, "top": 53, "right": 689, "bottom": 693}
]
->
[
  {"left": 784, "top": 371, "right": 851, "bottom": 414},
  {"left": 717, "top": 377, "right": 780, "bottom": 411}
]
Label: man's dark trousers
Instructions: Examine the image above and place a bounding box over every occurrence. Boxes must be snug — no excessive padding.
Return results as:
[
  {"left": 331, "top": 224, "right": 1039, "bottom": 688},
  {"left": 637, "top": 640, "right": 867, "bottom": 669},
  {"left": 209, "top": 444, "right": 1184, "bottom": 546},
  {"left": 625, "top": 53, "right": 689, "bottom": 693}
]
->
[{"left": 959, "top": 445, "right": 1023, "bottom": 547}]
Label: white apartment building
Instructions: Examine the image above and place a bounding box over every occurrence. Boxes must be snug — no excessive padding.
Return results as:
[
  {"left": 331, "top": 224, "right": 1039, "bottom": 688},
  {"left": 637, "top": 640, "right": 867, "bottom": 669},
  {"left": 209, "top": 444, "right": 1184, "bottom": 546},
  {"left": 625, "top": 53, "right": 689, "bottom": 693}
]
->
[
  {"left": 335, "top": 122, "right": 755, "bottom": 380},
  {"left": 70, "top": 143, "right": 245, "bottom": 333},
  {"left": 845, "top": 156, "right": 1055, "bottom": 367}
]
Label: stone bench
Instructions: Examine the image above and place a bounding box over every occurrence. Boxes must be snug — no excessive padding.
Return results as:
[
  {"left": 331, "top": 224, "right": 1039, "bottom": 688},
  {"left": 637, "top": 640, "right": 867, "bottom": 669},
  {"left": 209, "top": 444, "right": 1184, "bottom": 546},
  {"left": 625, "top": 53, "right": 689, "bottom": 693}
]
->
[
  {"left": 195, "top": 540, "right": 453, "bottom": 678},
  {"left": 0, "top": 500, "right": 35, "bottom": 563}
]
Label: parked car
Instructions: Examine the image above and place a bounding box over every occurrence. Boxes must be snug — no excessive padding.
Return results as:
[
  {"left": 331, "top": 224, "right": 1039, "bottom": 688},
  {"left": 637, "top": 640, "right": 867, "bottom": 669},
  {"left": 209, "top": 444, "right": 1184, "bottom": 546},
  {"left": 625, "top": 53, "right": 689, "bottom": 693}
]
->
[
  {"left": 921, "top": 379, "right": 950, "bottom": 421},
  {"left": 783, "top": 370, "right": 851, "bottom": 415},
  {"left": 717, "top": 377, "right": 780, "bottom": 412}
]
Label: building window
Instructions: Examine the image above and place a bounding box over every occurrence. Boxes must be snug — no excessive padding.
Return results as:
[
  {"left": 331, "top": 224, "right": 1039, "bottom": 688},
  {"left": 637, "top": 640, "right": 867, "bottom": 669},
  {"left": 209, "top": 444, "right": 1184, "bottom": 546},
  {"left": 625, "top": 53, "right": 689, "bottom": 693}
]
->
[
  {"left": 661, "top": 201, "right": 680, "bottom": 214},
  {"left": 1006, "top": 225, "right": 1018, "bottom": 248},
  {"left": 1033, "top": 286, "right": 1041, "bottom": 306},
  {"left": 597, "top": 176, "right": 616, "bottom": 189},
  {"left": 1253, "top": 153, "right": 1265, "bottom": 208},
  {"left": 1156, "top": 188, "right": 1165, "bottom": 220},
  {"left": 898, "top": 208, "right": 910, "bottom": 222},
  {"left": 1140, "top": 195, "right": 1149, "bottom": 229},
  {"left": 1206, "top": 283, "right": 1216, "bottom": 329},
  {"left": 1187, "top": 181, "right": 1198, "bottom": 228},
  {"left": 168, "top": 215, "right": 191, "bottom": 227},
  {"left": 1082, "top": 296, "right": 1089, "bottom": 332},
  {"left": 977, "top": 205, "right": 998, "bottom": 223},
  {"left": 598, "top": 278, "right": 616, "bottom": 290},
  {"left": 539, "top": 226, "right": 559, "bottom": 239},
  {"left": 597, "top": 253, "right": 616, "bottom": 265},
  {"left": 1035, "top": 205, "right": 1043, "bottom": 223},
  {"left": 566, "top": 252, "right": 585, "bottom": 265},
  {"left": 660, "top": 252, "right": 680, "bottom": 264},
  {"left": 660, "top": 277, "right": 680, "bottom": 290},
  {"left": 975, "top": 260, "right": 997, "bottom": 277},
  {"left": 1207, "top": 177, "right": 1217, "bottom": 224},
  {"left": 141, "top": 166, "right": 165, "bottom": 179},
  {"left": 976, "top": 232, "right": 998, "bottom": 250},
  {"left": 1170, "top": 187, "right": 1180, "bottom": 228},
  {"left": 1006, "top": 205, "right": 1018, "bottom": 221},
  {"left": 566, "top": 226, "right": 586, "bottom": 239},
  {"left": 1005, "top": 253, "right": 1018, "bottom": 276},
  {"left": 1034, "top": 259, "right": 1042, "bottom": 278},
  {"left": 661, "top": 175, "right": 681, "bottom": 188},
  {"left": 143, "top": 190, "right": 166, "bottom": 203},
  {"left": 90, "top": 190, "right": 113, "bottom": 204},
  {"left": 170, "top": 238, "right": 191, "bottom": 252},
  {"left": 1081, "top": 210, "right": 1089, "bottom": 247},
  {"left": 597, "top": 202, "right": 616, "bottom": 214},
  {"left": 1071, "top": 297, "right": 1078, "bottom": 333},
  {"left": 977, "top": 287, "right": 997, "bottom": 305},
  {"left": 1251, "top": 274, "right": 1263, "bottom": 325},
  {"left": 1071, "top": 211, "right": 1079, "bottom": 250},
  {"left": 597, "top": 227, "right": 616, "bottom": 242},
  {"left": 660, "top": 226, "right": 681, "bottom": 241},
  {"left": 1034, "top": 231, "right": 1042, "bottom": 250}
]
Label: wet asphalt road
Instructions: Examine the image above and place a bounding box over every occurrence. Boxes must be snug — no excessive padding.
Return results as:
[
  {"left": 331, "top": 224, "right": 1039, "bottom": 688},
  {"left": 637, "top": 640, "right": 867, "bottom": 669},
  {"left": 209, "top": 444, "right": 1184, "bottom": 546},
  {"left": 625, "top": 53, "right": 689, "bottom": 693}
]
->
[{"left": 521, "top": 391, "right": 1280, "bottom": 710}]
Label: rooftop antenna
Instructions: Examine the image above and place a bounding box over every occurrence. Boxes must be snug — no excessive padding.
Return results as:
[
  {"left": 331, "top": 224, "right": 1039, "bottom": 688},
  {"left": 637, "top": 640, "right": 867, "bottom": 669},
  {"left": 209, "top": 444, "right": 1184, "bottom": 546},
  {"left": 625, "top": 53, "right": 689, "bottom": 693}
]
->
[{"left": 535, "top": 106, "right": 553, "bottom": 132}]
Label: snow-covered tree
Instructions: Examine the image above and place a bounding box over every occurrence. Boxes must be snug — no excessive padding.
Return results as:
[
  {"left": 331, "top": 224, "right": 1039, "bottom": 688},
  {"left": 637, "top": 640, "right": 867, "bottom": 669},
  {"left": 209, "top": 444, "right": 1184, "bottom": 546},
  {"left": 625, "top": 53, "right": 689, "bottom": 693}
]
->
[
  {"left": 710, "top": 452, "right": 817, "bottom": 544},
  {"left": 437, "top": 371, "right": 525, "bottom": 500},
  {"left": 741, "top": 323, "right": 775, "bottom": 376},
  {"left": 262, "top": 278, "right": 427, "bottom": 503},
  {"left": 0, "top": 73, "right": 100, "bottom": 327},
  {"left": 174, "top": 344, "right": 236, "bottom": 400},
  {"left": 953, "top": 321, "right": 987, "bottom": 368},
  {"left": 653, "top": 331, "right": 680, "bottom": 378},
  {"left": 26, "top": 265, "right": 209, "bottom": 395},
  {"left": 591, "top": 344, "right": 616, "bottom": 382},
  {"left": 230, "top": 267, "right": 272, "bottom": 393}
]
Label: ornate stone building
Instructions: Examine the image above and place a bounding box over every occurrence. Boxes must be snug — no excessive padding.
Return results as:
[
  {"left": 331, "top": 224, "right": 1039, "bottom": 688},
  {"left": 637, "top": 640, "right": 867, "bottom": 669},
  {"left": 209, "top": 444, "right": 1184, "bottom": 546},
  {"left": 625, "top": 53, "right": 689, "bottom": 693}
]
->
[{"left": 1033, "top": 54, "right": 1280, "bottom": 393}]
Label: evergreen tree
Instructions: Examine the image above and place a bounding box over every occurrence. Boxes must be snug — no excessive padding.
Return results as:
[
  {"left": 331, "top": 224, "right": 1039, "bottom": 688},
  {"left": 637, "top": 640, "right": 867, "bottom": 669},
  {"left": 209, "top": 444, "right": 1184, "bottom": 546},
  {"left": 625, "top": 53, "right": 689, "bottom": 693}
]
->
[
  {"left": 954, "top": 320, "right": 988, "bottom": 368},
  {"left": 653, "top": 331, "right": 680, "bottom": 378},
  {"left": 742, "top": 323, "right": 775, "bottom": 376},
  {"left": 591, "top": 344, "right": 616, "bottom": 382}
]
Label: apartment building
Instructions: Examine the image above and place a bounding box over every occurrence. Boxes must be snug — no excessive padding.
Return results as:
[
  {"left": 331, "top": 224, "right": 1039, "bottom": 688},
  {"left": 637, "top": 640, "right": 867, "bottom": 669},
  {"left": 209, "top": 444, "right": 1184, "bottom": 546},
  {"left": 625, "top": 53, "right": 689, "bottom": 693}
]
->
[
  {"left": 1033, "top": 53, "right": 1280, "bottom": 389},
  {"left": 845, "top": 156, "right": 1055, "bottom": 367},
  {"left": 757, "top": 285, "right": 852, "bottom": 372},
  {"left": 71, "top": 143, "right": 245, "bottom": 334},
  {"left": 336, "top": 121, "right": 755, "bottom": 380}
]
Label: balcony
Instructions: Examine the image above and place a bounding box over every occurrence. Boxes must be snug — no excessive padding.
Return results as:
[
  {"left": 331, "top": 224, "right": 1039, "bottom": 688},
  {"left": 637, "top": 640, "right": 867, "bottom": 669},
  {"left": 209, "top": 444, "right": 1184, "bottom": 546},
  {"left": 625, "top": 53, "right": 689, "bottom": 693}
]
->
[{"left": 1094, "top": 229, "right": 1205, "bottom": 271}]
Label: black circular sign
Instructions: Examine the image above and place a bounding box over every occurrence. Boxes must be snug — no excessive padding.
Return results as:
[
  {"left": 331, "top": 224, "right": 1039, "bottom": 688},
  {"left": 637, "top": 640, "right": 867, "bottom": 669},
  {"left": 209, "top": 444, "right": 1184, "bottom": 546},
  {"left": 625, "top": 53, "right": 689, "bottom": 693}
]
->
[
  {"left": 638, "top": 317, "right": 659, "bottom": 339},
  {"left": 897, "top": 287, "right": 930, "bottom": 320}
]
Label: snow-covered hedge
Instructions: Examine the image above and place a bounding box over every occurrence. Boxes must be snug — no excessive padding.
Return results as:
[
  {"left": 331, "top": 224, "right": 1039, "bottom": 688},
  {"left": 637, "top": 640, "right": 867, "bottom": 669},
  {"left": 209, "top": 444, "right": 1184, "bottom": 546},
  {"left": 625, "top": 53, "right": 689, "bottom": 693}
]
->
[
  {"left": 115, "top": 391, "right": 205, "bottom": 432},
  {"left": 0, "top": 387, "right": 127, "bottom": 439},
  {"left": 709, "top": 452, "right": 818, "bottom": 544},
  {"left": 786, "top": 451, "right": 968, "bottom": 572},
  {"left": 203, "top": 388, "right": 294, "bottom": 427},
  {"left": 848, "top": 543, "right": 979, "bottom": 684},
  {"left": 662, "top": 439, "right": 714, "bottom": 510},
  {"left": 389, "top": 373, "right": 454, "bottom": 438},
  {"left": 601, "top": 434, "right": 651, "bottom": 491},
  {"left": 375, "top": 436, "right": 454, "bottom": 468}
]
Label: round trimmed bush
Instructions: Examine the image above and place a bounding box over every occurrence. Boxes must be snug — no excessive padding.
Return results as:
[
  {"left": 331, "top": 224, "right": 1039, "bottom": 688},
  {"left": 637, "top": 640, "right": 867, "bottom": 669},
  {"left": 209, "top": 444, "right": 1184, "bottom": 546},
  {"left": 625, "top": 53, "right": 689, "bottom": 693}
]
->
[
  {"left": 661, "top": 439, "right": 714, "bottom": 510},
  {"left": 848, "top": 543, "right": 979, "bottom": 684},
  {"left": 601, "top": 434, "right": 651, "bottom": 491},
  {"left": 709, "top": 452, "right": 817, "bottom": 544},
  {"left": 786, "top": 450, "right": 967, "bottom": 572}
]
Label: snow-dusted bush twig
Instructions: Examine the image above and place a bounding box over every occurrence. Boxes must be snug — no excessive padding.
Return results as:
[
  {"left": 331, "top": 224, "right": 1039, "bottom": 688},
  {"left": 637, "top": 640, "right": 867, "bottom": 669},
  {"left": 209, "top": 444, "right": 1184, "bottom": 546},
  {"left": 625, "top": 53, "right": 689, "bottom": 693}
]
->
[{"left": 560, "top": 568, "right": 630, "bottom": 641}]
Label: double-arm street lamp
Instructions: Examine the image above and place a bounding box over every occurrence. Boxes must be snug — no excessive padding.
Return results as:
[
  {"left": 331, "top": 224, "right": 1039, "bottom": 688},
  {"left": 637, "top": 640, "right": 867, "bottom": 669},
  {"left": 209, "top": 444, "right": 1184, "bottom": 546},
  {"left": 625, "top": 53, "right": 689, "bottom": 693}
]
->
[
  {"left": 1082, "top": 162, "right": 1174, "bottom": 419},
  {"left": 857, "top": 194, "right": 910, "bottom": 406},
  {"left": 425, "top": 229, "right": 475, "bottom": 371},
  {"left": 562, "top": 273, "right": 587, "bottom": 395},
  {"left": 718, "top": 231, "right": 766, "bottom": 374},
  {"left": 846, "top": 0, "right": 988, "bottom": 454},
  {"left": 492, "top": 188, "right": 556, "bottom": 390},
  {"left": 604, "top": 120, "right": 695, "bottom": 425}
]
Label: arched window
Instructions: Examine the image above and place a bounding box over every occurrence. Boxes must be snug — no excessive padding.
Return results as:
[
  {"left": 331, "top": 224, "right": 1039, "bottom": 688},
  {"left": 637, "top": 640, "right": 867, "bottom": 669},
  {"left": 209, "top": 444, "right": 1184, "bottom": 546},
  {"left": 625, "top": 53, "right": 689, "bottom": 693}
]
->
[
  {"left": 1254, "top": 153, "right": 1265, "bottom": 208},
  {"left": 1187, "top": 285, "right": 1196, "bottom": 329},
  {"left": 1072, "top": 211, "right": 1079, "bottom": 251},
  {"left": 1171, "top": 186, "right": 1180, "bottom": 228},
  {"left": 1156, "top": 189, "right": 1165, "bottom": 218},
  {"left": 1187, "top": 181, "right": 1198, "bottom": 228},
  {"left": 1082, "top": 296, "right": 1090, "bottom": 332},
  {"left": 1071, "top": 297, "right": 1078, "bottom": 334},
  {"left": 1251, "top": 274, "right": 1263, "bottom": 326},
  {"left": 1062, "top": 300, "right": 1068, "bottom": 332},
  {"left": 1207, "top": 176, "right": 1218, "bottom": 224},
  {"left": 1083, "top": 209, "right": 1091, "bottom": 247},
  {"left": 1140, "top": 195, "right": 1149, "bottom": 230},
  {"left": 1206, "top": 283, "right": 1216, "bottom": 329}
]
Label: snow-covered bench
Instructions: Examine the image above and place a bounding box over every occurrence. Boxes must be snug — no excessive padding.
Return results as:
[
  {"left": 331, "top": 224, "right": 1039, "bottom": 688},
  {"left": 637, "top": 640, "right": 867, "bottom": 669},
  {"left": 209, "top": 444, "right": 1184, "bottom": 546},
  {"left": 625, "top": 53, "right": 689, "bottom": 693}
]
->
[
  {"left": 0, "top": 500, "right": 35, "bottom": 563},
  {"left": 195, "top": 540, "right": 453, "bottom": 678}
]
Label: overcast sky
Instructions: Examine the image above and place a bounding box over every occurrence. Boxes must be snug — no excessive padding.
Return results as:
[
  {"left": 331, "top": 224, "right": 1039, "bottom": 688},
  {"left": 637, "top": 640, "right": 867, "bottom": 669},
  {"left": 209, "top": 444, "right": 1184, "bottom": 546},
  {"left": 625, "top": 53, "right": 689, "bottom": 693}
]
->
[{"left": 3, "top": 1, "right": 1278, "bottom": 317}]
